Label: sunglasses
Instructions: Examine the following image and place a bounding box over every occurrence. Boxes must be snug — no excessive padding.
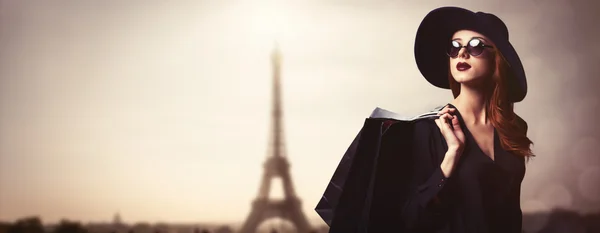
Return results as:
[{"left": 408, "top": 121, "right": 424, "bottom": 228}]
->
[{"left": 447, "top": 38, "right": 494, "bottom": 58}]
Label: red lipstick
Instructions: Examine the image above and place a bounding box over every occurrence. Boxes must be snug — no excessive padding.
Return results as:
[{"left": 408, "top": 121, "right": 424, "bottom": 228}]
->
[{"left": 456, "top": 62, "right": 471, "bottom": 71}]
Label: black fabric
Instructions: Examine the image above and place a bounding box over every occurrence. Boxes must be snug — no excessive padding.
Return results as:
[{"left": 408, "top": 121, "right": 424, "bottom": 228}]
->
[
  {"left": 316, "top": 105, "right": 526, "bottom": 233},
  {"left": 314, "top": 128, "right": 364, "bottom": 226}
]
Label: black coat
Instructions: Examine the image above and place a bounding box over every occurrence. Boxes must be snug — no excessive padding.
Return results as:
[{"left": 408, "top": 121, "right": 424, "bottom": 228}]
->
[{"left": 315, "top": 104, "right": 525, "bottom": 233}]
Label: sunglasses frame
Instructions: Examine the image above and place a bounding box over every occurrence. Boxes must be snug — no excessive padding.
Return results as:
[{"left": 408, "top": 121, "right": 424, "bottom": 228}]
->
[{"left": 447, "top": 38, "right": 494, "bottom": 58}]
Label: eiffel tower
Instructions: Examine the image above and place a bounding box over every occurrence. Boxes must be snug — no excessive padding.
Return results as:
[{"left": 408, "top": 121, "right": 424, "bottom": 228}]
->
[{"left": 238, "top": 44, "right": 313, "bottom": 233}]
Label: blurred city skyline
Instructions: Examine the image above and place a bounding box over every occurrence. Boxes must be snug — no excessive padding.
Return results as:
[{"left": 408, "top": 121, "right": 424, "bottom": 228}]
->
[{"left": 1, "top": 0, "right": 599, "bottom": 228}]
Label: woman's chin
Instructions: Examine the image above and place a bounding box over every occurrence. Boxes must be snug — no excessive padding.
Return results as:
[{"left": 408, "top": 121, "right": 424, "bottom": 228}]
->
[
  {"left": 453, "top": 76, "right": 475, "bottom": 83},
  {"left": 453, "top": 76, "right": 487, "bottom": 86}
]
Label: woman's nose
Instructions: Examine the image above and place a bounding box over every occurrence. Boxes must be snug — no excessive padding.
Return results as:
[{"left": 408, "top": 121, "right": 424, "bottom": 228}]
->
[{"left": 458, "top": 47, "right": 469, "bottom": 58}]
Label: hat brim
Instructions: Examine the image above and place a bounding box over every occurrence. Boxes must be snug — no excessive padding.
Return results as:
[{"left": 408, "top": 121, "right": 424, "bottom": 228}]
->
[{"left": 414, "top": 7, "right": 527, "bottom": 102}]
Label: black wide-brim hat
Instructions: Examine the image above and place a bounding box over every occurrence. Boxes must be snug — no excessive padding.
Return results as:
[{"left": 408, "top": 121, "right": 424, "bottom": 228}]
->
[{"left": 414, "top": 6, "right": 527, "bottom": 103}]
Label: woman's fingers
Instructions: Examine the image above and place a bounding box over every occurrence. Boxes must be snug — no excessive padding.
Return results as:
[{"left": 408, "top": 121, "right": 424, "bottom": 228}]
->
[
  {"left": 451, "top": 115, "right": 461, "bottom": 130},
  {"left": 437, "top": 107, "right": 456, "bottom": 116},
  {"left": 442, "top": 113, "right": 454, "bottom": 130},
  {"left": 434, "top": 117, "right": 444, "bottom": 134},
  {"left": 436, "top": 113, "right": 453, "bottom": 133},
  {"left": 451, "top": 116, "right": 465, "bottom": 143},
  {"left": 434, "top": 118, "right": 442, "bottom": 132},
  {"left": 434, "top": 117, "right": 442, "bottom": 130},
  {"left": 435, "top": 109, "right": 459, "bottom": 138}
]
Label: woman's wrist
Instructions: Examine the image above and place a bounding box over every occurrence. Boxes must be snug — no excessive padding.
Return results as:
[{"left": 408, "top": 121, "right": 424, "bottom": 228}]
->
[
  {"left": 441, "top": 150, "right": 462, "bottom": 178},
  {"left": 440, "top": 155, "right": 455, "bottom": 178},
  {"left": 447, "top": 146, "right": 463, "bottom": 158}
]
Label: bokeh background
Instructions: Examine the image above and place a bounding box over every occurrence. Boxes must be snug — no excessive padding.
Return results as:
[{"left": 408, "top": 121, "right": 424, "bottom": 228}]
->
[{"left": 1, "top": 0, "right": 599, "bottom": 232}]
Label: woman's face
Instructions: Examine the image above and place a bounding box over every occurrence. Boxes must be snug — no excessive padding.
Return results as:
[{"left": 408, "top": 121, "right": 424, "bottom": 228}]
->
[{"left": 448, "top": 30, "right": 496, "bottom": 87}]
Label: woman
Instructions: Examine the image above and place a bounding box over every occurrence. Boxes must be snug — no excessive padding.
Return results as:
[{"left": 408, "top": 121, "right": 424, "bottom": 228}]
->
[
  {"left": 315, "top": 6, "right": 535, "bottom": 233},
  {"left": 401, "top": 6, "right": 535, "bottom": 233}
]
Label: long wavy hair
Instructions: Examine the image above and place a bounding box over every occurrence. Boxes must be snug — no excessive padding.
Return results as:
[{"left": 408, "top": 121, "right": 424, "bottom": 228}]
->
[{"left": 448, "top": 50, "right": 535, "bottom": 161}]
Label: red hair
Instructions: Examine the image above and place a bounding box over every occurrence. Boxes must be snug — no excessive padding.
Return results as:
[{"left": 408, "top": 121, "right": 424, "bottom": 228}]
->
[{"left": 448, "top": 51, "right": 535, "bottom": 160}]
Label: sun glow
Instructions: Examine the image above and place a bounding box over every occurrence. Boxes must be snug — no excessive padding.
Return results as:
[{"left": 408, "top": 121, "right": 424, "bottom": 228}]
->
[{"left": 229, "top": 1, "right": 310, "bottom": 52}]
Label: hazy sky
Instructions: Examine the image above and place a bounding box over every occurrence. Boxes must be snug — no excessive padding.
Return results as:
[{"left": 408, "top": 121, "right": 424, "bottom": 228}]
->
[{"left": 1, "top": 0, "right": 599, "bottom": 226}]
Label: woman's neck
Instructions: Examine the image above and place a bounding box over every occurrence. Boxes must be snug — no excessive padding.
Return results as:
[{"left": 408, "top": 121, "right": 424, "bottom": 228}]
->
[{"left": 451, "top": 86, "right": 489, "bottom": 125}]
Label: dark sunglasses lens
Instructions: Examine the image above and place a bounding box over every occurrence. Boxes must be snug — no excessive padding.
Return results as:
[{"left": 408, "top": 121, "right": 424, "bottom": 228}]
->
[
  {"left": 447, "top": 47, "right": 460, "bottom": 57},
  {"left": 467, "top": 45, "right": 484, "bottom": 56},
  {"left": 467, "top": 39, "right": 484, "bottom": 56},
  {"left": 447, "top": 41, "right": 461, "bottom": 57}
]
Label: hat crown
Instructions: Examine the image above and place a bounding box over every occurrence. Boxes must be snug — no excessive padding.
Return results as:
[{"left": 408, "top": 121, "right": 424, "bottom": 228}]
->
[{"left": 474, "top": 11, "right": 509, "bottom": 40}]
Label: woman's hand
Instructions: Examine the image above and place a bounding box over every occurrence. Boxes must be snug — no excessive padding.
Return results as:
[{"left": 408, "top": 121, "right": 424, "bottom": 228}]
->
[
  {"left": 434, "top": 106, "right": 466, "bottom": 155},
  {"left": 434, "top": 106, "right": 466, "bottom": 178}
]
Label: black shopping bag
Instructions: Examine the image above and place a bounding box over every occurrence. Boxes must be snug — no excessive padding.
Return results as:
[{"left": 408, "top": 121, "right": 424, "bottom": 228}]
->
[{"left": 314, "top": 106, "right": 443, "bottom": 233}]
